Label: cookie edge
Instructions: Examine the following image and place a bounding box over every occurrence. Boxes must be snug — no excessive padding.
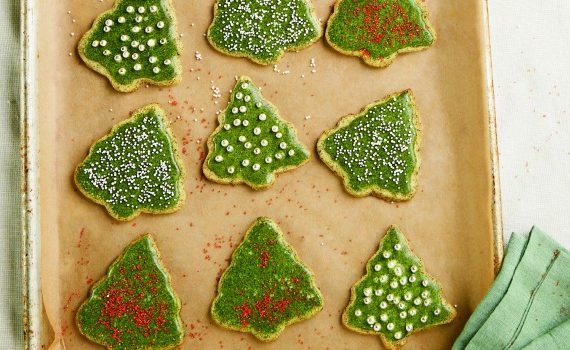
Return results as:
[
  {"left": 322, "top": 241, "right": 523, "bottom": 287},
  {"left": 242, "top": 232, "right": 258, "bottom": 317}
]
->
[
  {"left": 77, "top": 0, "right": 184, "bottom": 93},
  {"left": 341, "top": 225, "right": 457, "bottom": 349},
  {"left": 74, "top": 103, "right": 186, "bottom": 221},
  {"left": 75, "top": 234, "right": 185, "bottom": 350},
  {"left": 206, "top": 0, "right": 323, "bottom": 65},
  {"left": 202, "top": 76, "right": 311, "bottom": 190},
  {"left": 210, "top": 216, "right": 324, "bottom": 342},
  {"left": 316, "top": 90, "right": 421, "bottom": 201},
  {"left": 324, "top": 0, "right": 437, "bottom": 68}
]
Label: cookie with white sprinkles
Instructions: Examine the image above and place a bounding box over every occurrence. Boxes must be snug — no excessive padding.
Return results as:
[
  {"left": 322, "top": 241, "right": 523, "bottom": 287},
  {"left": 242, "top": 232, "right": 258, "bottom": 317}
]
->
[
  {"left": 317, "top": 90, "right": 420, "bottom": 201},
  {"left": 343, "top": 226, "right": 456, "bottom": 349},
  {"left": 75, "top": 104, "right": 185, "bottom": 221},
  {"left": 207, "top": 0, "right": 322, "bottom": 65},
  {"left": 78, "top": 0, "right": 182, "bottom": 92},
  {"left": 203, "top": 76, "right": 310, "bottom": 190}
]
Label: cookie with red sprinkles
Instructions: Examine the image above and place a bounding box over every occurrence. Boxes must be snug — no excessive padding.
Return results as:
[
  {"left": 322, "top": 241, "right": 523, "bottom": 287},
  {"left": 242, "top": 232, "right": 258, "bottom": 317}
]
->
[
  {"left": 211, "top": 217, "right": 324, "bottom": 341},
  {"left": 325, "top": 0, "right": 436, "bottom": 67},
  {"left": 76, "top": 234, "right": 184, "bottom": 350}
]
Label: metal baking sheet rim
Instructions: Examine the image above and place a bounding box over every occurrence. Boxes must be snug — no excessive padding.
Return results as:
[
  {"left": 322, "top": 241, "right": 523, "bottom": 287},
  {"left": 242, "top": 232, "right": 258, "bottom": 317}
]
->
[{"left": 20, "top": 0, "right": 505, "bottom": 348}]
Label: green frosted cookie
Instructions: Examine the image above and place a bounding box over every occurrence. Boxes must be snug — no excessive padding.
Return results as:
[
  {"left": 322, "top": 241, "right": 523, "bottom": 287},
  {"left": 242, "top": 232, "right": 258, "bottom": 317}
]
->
[
  {"left": 326, "top": 0, "right": 436, "bottom": 67},
  {"left": 76, "top": 234, "right": 184, "bottom": 350},
  {"left": 78, "top": 0, "right": 183, "bottom": 92},
  {"left": 203, "top": 77, "right": 310, "bottom": 190},
  {"left": 211, "top": 217, "right": 324, "bottom": 341},
  {"left": 343, "top": 226, "right": 456, "bottom": 350},
  {"left": 75, "top": 104, "right": 185, "bottom": 221},
  {"left": 317, "top": 90, "right": 420, "bottom": 201},
  {"left": 207, "top": 0, "right": 322, "bottom": 65}
]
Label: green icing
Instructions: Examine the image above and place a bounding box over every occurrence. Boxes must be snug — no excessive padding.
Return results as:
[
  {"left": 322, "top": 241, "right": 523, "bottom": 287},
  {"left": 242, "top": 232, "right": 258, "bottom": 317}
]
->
[
  {"left": 204, "top": 77, "right": 309, "bottom": 189},
  {"left": 211, "top": 217, "right": 323, "bottom": 341},
  {"left": 318, "top": 90, "right": 419, "bottom": 200},
  {"left": 77, "top": 235, "right": 184, "bottom": 350},
  {"left": 207, "top": 0, "right": 321, "bottom": 64},
  {"left": 75, "top": 104, "right": 184, "bottom": 221},
  {"left": 326, "top": 0, "right": 435, "bottom": 65},
  {"left": 79, "top": 0, "right": 182, "bottom": 91},
  {"left": 343, "top": 226, "right": 455, "bottom": 347}
]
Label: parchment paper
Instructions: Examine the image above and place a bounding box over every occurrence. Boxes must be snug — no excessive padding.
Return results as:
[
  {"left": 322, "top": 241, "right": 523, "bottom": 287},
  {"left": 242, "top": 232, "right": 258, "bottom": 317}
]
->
[{"left": 37, "top": 0, "right": 496, "bottom": 349}]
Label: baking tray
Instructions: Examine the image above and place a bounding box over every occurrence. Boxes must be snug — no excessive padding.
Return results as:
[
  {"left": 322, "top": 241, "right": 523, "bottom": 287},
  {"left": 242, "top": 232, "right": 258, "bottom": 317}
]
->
[{"left": 21, "top": 0, "right": 504, "bottom": 349}]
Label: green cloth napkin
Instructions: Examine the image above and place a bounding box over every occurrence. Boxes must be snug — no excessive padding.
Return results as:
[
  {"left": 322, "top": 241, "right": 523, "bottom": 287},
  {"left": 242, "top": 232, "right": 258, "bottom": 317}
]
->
[{"left": 453, "top": 227, "right": 570, "bottom": 350}]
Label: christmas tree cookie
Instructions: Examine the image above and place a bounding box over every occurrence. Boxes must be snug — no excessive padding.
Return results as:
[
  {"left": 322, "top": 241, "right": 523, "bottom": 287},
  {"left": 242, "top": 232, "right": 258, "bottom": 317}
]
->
[
  {"left": 317, "top": 90, "right": 420, "bottom": 201},
  {"left": 207, "top": 0, "right": 322, "bottom": 65},
  {"left": 203, "top": 77, "right": 310, "bottom": 190},
  {"left": 326, "top": 0, "right": 436, "bottom": 67},
  {"left": 343, "top": 226, "right": 456, "bottom": 349},
  {"left": 75, "top": 104, "right": 185, "bottom": 221},
  {"left": 76, "top": 234, "right": 184, "bottom": 350},
  {"left": 211, "top": 217, "right": 324, "bottom": 341},
  {"left": 78, "top": 0, "right": 183, "bottom": 92}
]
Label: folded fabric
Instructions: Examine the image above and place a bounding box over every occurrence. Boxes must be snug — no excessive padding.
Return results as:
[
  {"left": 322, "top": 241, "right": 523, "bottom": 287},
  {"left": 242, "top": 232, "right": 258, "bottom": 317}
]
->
[{"left": 452, "top": 227, "right": 570, "bottom": 350}]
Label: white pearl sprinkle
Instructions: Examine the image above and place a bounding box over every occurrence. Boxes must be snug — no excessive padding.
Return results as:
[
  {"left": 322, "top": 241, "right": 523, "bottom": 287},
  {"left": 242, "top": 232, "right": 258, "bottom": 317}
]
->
[
  {"left": 260, "top": 139, "right": 268, "bottom": 147},
  {"left": 406, "top": 324, "right": 414, "bottom": 332},
  {"left": 411, "top": 266, "right": 418, "bottom": 273},
  {"left": 421, "top": 316, "right": 428, "bottom": 323},
  {"left": 275, "top": 152, "right": 283, "bottom": 160},
  {"left": 271, "top": 125, "right": 279, "bottom": 132},
  {"left": 103, "top": 50, "right": 111, "bottom": 56},
  {"left": 279, "top": 142, "right": 287, "bottom": 149},
  {"left": 215, "top": 155, "right": 223, "bottom": 162},
  {"left": 126, "top": 6, "right": 134, "bottom": 13},
  {"left": 238, "top": 135, "right": 246, "bottom": 142},
  {"left": 366, "top": 316, "right": 375, "bottom": 325},
  {"left": 380, "top": 314, "right": 388, "bottom": 322},
  {"left": 118, "top": 68, "right": 126, "bottom": 75},
  {"left": 244, "top": 95, "right": 251, "bottom": 102},
  {"left": 380, "top": 301, "right": 387, "bottom": 309},
  {"left": 241, "top": 83, "right": 249, "bottom": 89},
  {"left": 226, "top": 146, "right": 234, "bottom": 152},
  {"left": 135, "top": 15, "right": 143, "bottom": 23},
  {"left": 242, "top": 159, "right": 250, "bottom": 167},
  {"left": 275, "top": 132, "right": 283, "bottom": 139},
  {"left": 120, "top": 35, "right": 129, "bottom": 41},
  {"left": 259, "top": 113, "right": 267, "bottom": 121},
  {"left": 114, "top": 55, "right": 122, "bottom": 62},
  {"left": 157, "top": 21, "right": 165, "bottom": 29},
  {"left": 383, "top": 251, "right": 391, "bottom": 258},
  {"left": 387, "top": 323, "right": 394, "bottom": 331},
  {"left": 235, "top": 92, "right": 243, "bottom": 100},
  {"left": 373, "top": 324, "right": 381, "bottom": 332},
  {"left": 374, "top": 289, "right": 383, "bottom": 296},
  {"left": 149, "top": 56, "right": 157, "bottom": 63},
  {"left": 150, "top": 5, "right": 158, "bottom": 12},
  {"left": 132, "top": 26, "right": 140, "bottom": 33},
  {"left": 400, "top": 311, "right": 407, "bottom": 318},
  {"left": 394, "top": 244, "right": 402, "bottom": 251},
  {"left": 227, "top": 166, "right": 235, "bottom": 174},
  {"left": 133, "top": 63, "right": 142, "bottom": 71},
  {"left": 131, "top": 53, "right": 139, "bottom": 60},
  {"left": 253, "top": 148, "right": 261, "bottom": 155},
  {"left": 138, "top": 6, "right": 145, "bottom": 13},
  {"left": 253, "top": 127, "right": 261, "bottom": 135},
  {"left": 223, "top": 124, "right": 231, "bottom": 130},
  {"left": 288, "top": 149, "right": 295, "bottom": 157},
  {"left": 265, "top": 157, "right": 272, "bottom": 164},
  {"left": 394, "top": 332, "right": 402, "bottom": 340},
  {"left": 422, "top": 280, "right": 429, "bottom": 287},
  {"left": 159, "top": 38, "right": 167, "bottom": 45},
  {"left": 363, "top": 287, "right": 372, "bottom": 297},
  {"left": 239, "top": 106, "right": 247, "bottom": 113},
  {"left": 233, "top": 119, "right": 241, "bottom": 126},
  {"left": 256, "top": 102, "right": 262, "bottom": 108},
  {"left": 244, "top": 142, "right": 252, "bottom": 149},
  {"left": 103, "top": 26, "right": 111, "bottom": 32},
  {"left": 434, "top": 308, "right": 441, "bottom": 315},
  {"left": 355, "top": 309, "right": 362, "bottom": 317},
  {"left": 221, "top": 140, "right": 229, "bottom": 147},
  {"left": 363, "top": 297, "right": 371, "bottom": 305},
  {"left": 374, "top": 264, "right": 382, "bottom": 271},
  {"left": 99, "top": 40, "right": 107, "bottom": 46},
  {"left": 105, "top": 19, "right": 113, "bottom": 26},
  {"left": 117, "top": 16, "right": 126, "bottom": 24},
  {"left": 252, "top": 164, "right": 260, "bottom": 171},
  {"left": 91, "top": 40, "right": 99, "bottom": 47},
  {"left": 148, "top": 39, "right": 156, "bottom": 47},
  {"left": 122, "top": 51, "right": 130, "bottom": 58},
  {"left": 164, "top": 59, "right": 172, "bottom": 65}
]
